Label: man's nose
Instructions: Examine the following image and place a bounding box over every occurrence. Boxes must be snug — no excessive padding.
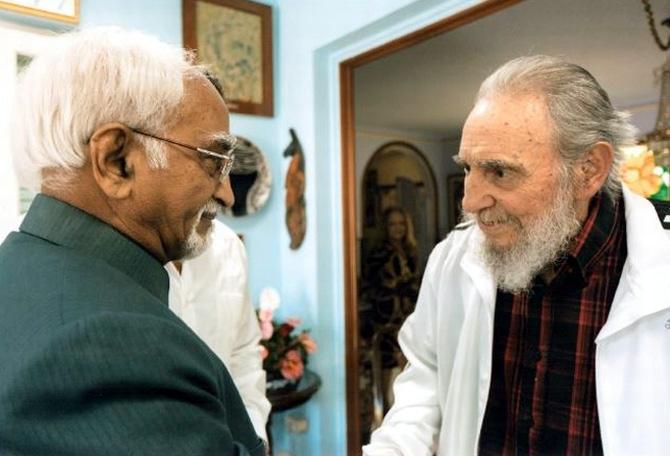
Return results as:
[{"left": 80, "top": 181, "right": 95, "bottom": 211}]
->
[
  {"left": 214, "top": 176, "right": 235, "bottom": 209},
  {"left": 461, "top": 173, "right": 495, "bottom": 215}
]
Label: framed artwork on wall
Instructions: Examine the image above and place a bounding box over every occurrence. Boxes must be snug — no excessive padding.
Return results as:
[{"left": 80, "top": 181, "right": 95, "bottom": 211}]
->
[
  {"left": 0, "top": 0, "right": 79, "bottom": 24},
  {"left": 183, "top": 0, "right": 273, "bottom": 116},
  {"left": 447, "top": 173, "right": 465, "bottom": 232}
]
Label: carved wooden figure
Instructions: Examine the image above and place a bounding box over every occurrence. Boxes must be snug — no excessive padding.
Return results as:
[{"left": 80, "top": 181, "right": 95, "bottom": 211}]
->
[{"left": 284, "top": 129, "right": 306, "bottom": 249}]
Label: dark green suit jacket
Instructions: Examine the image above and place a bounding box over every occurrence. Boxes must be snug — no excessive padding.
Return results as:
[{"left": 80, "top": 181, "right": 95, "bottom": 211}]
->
[{"left": 0, "top": 195, "right": 264, "bottom": 456}]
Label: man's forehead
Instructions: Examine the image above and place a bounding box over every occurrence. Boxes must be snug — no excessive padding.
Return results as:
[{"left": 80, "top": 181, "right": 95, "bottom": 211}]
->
[
  {"left": 177, "top": 76, "right": 230, "bottom": 136},
  {"left": 469, "top": 93, "right": 550, "bottom": 124},
  {"left": 461, "top": 96, "right": 552, "bottom": 151},
  {"left": 470, "top": 97, "right": 494, "bottom": 117},
  {"left": 182, "top": 76, "right": 228, "bottom": 112},
  {"left": 456, "top": 146, "right": 525, "bottom": 170}
]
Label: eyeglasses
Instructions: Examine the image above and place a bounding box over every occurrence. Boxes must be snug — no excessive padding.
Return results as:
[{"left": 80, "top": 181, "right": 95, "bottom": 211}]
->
[{"left": 130, "top": 128, "right": 236, "bottom": 181}]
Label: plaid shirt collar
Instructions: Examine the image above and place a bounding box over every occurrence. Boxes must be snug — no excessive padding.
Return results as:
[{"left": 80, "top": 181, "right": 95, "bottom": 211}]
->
[{"left": 552, "top": 191, "right": 621, "bottom": 289}]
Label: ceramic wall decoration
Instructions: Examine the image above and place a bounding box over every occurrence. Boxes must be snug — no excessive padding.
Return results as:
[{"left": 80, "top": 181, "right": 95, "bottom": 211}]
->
[{"left": 223, "top": 136, "right": 271, "bottom": 217}]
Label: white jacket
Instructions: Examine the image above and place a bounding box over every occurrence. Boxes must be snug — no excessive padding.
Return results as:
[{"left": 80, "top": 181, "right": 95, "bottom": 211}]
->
[
  {"left": 166, "top": 220, "right": 271, "bottom": 441},
  {"left": 364, "top": 187, "right": 670, "bottom": 456}
]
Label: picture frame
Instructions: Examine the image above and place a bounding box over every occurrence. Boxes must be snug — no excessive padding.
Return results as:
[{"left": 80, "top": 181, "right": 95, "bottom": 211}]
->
[
  {"left": 446, "top": 173, "right": 465, "bottom": 231},
  {"left": 0, "top": 0, "right": 79, "bottom": 24},
  {"left": 183, "top": 0, "right": 273, "bottom": 117}
]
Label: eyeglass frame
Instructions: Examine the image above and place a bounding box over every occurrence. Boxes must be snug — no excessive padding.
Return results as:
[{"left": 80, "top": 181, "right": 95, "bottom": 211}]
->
[{"left": 130, "top": 128, "right": 236, "bottom": 181}]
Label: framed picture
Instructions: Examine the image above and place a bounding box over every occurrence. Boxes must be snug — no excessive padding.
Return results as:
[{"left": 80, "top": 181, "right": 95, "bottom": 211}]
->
[
  {"left": 447, "top": 173, "right": 465, "bottom": 231},
  {"left": 183, "top": 0, "right": 273, "bottom": 117},
  {"left": 0, "top": 0, "right": 79, "bottom": 24}
]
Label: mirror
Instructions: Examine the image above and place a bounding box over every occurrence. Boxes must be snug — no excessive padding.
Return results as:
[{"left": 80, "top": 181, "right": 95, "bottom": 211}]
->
[
  {"left": 360, "top": 141, "right": 438, "bottom": 271},
  {"left": 223, "top": 135, "right": 272, "bottom": 217},
  {"left": 357, "top": 141, "right": 438, "bottom": 442}
]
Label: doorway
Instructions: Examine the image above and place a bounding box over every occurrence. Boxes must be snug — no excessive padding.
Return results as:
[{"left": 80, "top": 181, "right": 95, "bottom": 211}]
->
[
  {"left": 339, "top": 1, "right": 522, "bottom": 452},
  {"left": 339, "top": 0, "right": 665, "bottom": 452}
]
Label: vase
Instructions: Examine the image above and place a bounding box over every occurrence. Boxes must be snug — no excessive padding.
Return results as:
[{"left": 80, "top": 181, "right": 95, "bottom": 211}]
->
[{"left": 266, "top": 371, "right": 301, "bottom": 393}]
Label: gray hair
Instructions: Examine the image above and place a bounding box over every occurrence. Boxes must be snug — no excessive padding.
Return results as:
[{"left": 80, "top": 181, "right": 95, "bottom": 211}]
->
[
  {"left": 12, "top": 26, "right": 204, "bottom": 190},
  {"left": 476, "top": 55, "right": 637, "bottom": 201}
]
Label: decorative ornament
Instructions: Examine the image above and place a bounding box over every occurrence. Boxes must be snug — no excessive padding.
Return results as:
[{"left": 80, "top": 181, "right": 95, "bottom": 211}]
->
[
  {"left": 223, "top": 136, "right": 272, "bottom": 216},
  {"left": 283, "top": 129, "right": 306, "bottom": 249}
]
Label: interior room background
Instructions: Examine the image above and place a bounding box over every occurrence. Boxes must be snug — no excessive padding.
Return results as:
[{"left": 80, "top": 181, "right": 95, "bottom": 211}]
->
[{"left": 0, "top": 0, "right": 667, "bottom": 455}]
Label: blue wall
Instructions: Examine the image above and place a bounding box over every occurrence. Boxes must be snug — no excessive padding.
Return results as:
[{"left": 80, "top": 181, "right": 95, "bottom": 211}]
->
[{"left": 81, "top": 0, "right": 182, "bottom": 44}]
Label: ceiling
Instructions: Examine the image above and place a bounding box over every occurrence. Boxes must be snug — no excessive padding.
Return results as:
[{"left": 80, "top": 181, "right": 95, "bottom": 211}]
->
[{"left": 354, "top": 0, "right": 670, "bottom": 139}]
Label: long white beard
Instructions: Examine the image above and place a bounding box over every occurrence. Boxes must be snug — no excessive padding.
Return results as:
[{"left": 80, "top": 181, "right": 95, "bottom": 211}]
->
[
  {"left": 467, "top": 178, "right": 582, "bottom": 293},
  {"left": 178, "top": 199, "right": 218, "bottom": 260}
]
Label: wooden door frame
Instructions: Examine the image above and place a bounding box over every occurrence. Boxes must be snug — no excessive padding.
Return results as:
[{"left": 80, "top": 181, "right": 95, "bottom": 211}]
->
[{"left": 339, "top": 1, "right": 523, "bottom": 453}]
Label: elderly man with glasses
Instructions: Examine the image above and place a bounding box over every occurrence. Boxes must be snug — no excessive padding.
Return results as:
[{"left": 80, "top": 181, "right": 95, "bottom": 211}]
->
[{"left": 0, "top": 27, "right": 264, "bottom": 456}]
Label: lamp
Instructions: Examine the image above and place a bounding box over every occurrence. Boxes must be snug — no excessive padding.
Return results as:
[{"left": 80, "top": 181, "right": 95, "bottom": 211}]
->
[
  {"left": 647, "top": 55, "right": 670, "bottom": 168},
  {"left": 621, "top": 1, "right": 670, "bottom": 201}
]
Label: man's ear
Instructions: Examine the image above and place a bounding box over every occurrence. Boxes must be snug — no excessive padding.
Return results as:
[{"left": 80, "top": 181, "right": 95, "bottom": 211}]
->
[
  {"left": 573, "top": 141, "right": 614, "bottom": 202},
  {"left": 88, "top": 122, "right": 135, "bottom": 199}
]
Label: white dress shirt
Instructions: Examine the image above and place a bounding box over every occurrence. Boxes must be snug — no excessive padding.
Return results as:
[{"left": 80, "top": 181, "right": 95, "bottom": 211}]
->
[{"left": 166, "top": 220, "right": 271, "bottom": 441}]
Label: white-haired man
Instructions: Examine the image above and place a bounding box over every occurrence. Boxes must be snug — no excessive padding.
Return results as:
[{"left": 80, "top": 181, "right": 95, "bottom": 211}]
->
[
  {"left": 0, "top": 27, "right": 264, "bottom": 455},
  {"left": 364, "top": 55, "right": 670, "bottom": 455}
]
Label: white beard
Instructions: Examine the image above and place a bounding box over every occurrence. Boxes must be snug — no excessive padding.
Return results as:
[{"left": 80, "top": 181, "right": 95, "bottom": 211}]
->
[
  {"left": 466, "top": 178, "right": 582, "bottom": 293},
  {"left": 178, "top": 199, "right": 218, "bottom": 260}
]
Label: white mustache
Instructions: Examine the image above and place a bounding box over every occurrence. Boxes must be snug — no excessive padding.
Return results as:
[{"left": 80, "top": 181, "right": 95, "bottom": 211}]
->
[
  {"left": 200, "top": 199, "right": 220, "bottom": 218},
  {"left": 471, "top": 208, "right": 517, "bottom": 226}
]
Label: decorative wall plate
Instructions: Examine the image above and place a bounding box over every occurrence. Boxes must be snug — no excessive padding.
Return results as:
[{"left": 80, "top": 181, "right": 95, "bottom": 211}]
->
[{"left": 223, "top": 136, "right": 271, "bottom": 217}]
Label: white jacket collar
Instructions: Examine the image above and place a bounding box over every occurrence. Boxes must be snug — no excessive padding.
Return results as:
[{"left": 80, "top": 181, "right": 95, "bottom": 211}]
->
[{"left": 596, "top": 186, "right": 670, "bottom": 342}]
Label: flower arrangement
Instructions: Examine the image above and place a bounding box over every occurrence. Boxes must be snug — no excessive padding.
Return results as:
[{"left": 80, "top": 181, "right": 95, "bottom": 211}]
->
[
  {"left": 257, "top": 288, "right": 317, "bottom": 387},
  {"left": 621, "top": 146, "right": 668, "bottom": 199}
]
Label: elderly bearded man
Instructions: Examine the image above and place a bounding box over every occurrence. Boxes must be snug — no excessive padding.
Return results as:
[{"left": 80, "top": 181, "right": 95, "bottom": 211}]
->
[
  {"left": 0, "top": 27, "right": 264, "bottom": 455},
  {"left": 364, "top": 55, "right": 670, "bottom": 456}
]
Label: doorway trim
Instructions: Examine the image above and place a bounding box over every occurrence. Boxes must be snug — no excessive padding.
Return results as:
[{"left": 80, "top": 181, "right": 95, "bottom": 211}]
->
[{"left": 338, "top": 0, "right": 523, "bottom": 453}]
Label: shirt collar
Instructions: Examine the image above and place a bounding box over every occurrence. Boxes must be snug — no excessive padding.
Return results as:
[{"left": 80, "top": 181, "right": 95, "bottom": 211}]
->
[
  {"left": 20, "top": 194, "right": 169, "bottom": 305},
  {"left": 556, "top": 191, "right": 622, "bottom": 286}
]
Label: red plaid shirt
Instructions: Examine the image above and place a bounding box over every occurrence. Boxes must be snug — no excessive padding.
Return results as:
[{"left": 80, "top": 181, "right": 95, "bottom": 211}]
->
[{"left": 479, "top": 192, "right": 627, "bottom": 455}]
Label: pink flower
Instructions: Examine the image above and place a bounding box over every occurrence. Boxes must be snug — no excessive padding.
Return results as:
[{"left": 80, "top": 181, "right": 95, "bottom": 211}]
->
[
  {"left": 285, "top": 317, "right": 302, "bottom": 328},
  {"left": 260, "top": 320, "right": 273, "bottom": 340},
  {"left": 259, "top": 308, "right": 273, "bottom": 322},
  {"left": 299, "top": 333, "right": 317, "bottom": 353},
  {"left": 280, "top": 350, "right": 304, "bottom": 380},
  {"left": 259, "top": 345, "right": 269, "bottom": 360},
  {"left": 259, "top": 287, "right": 280, "bottom": 311}
]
